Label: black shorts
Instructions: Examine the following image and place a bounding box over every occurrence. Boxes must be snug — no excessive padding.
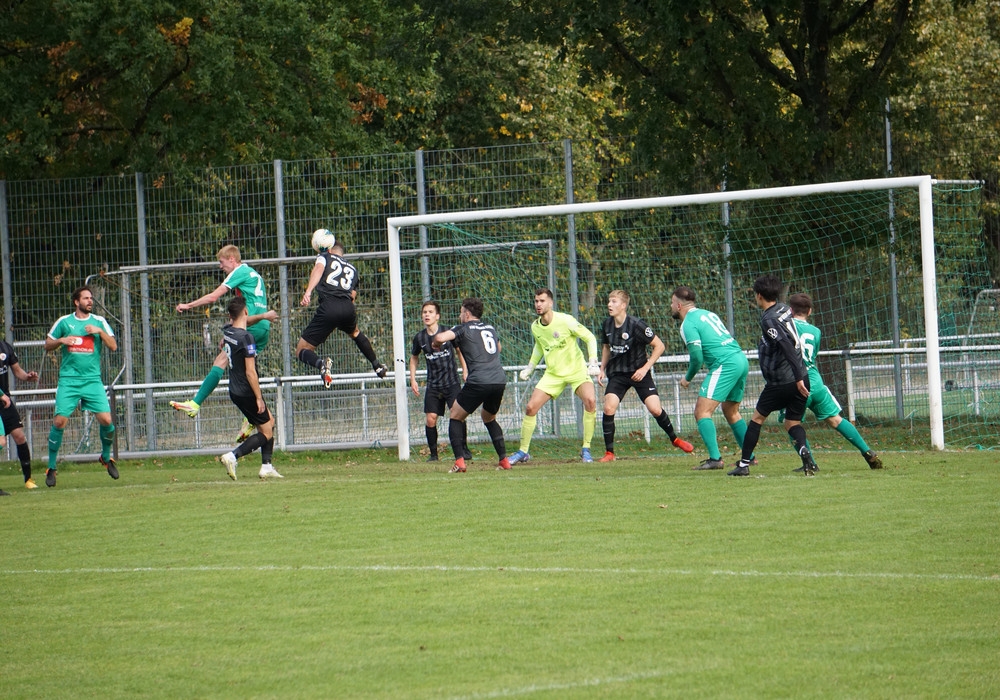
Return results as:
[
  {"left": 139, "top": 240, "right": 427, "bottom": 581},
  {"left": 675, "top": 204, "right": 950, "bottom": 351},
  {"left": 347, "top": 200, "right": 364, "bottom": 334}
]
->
[
  {"left": 604, "top": 372, "right": 658, "bottom": 402},
  {"left": 424, "top": 384, "right": 460, "bottom": 416},
  {"left": 755, "top": 379, "right": 810, "bottom": 422},
  {"left": 455, "top": 383, "right": 506, "bottom": 416},
  {"left": 229, "top": 393, "right": 272, "bottom": 426},
  {"left": 300, "top": 297, "right": 357, "bottom": 346},
  {"left": 0, "top": 402, "right": 23, "bottom": 434}
]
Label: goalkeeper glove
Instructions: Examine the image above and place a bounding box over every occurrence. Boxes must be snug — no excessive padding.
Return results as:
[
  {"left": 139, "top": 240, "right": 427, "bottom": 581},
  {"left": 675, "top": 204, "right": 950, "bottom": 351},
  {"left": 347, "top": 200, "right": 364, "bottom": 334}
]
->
[
  {"left": 519, "top": 364, "right": 536, "bottom": 381},
  {"left": 588, "top": 359, "right": 601, "bottom": 377}
]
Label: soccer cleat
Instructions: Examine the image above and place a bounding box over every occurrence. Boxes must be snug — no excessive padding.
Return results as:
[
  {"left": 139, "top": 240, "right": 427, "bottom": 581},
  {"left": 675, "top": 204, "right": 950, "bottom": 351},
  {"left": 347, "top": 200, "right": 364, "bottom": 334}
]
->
[
  {"left": 598, "top": 451, "right": 616, "bottom": 463},
  {"left": 497, "top": 457, "right": 512, "bottom": 470},
  {"left": 236, "top": 418, "right": 255, "bottom": 443},
  {"left": 581, "top": 447, "right": 593, "bottom": 463},
  {"left": 321, "top": 357, "right": 335, "bottom": 389},
  {"left": 694, "top": 458, "right": 725, "bottom": 470},
  {"left": 463, "top": 448, "right": 473, "bottom": 460},
  {"left": 863, "top": 450, "right": 883, "bottom": 470},
  {"left": 508, "top": 450, "right": 531, "bottom": 465},
  {"left": 792, "top": 464, "right": 820, "bottom": 473},
  {"left": 45, "top": 469, "right": 56, "bottom": 487},
  {"left": 25, "top": 478, "right": 38, "bottom": 489},
  {"left": 221, "top": 452, "right": 238, "bottom": 481},
  {"left": 449, "top": 458, "right": 466, "bottom": 473},
  {"left": 672, "top": 437, "right": 695, "bottom": 453},
  {"left": 427, "top": 455, "right": 439, "bottom": 462},
  {"left": 258, "top": 464, "right": 283, "bottom": 479},
  {"left": 100, "top": 456, "right": 120, "bottom": 480},
  {"left": 798, "top": 447, "right": 818, "bottom": 476},
  {"left": 373, "top": 363, "right": 388, "bottom": 379},
  {"left": 169, "top": 399, "right": 201, "bottom": 417},
  {"left": 0, "top": 489, "right": 9, "bottom": 496},
  {"left": 727, "top": 461, "right": 751, "bottom": 477}
]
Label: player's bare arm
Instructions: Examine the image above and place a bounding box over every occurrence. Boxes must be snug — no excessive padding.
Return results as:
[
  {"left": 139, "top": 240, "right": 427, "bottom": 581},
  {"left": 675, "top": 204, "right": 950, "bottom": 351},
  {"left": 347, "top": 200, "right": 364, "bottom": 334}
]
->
[
  {"left": 177, "top": 283, "right": 229, "bottom": 313},
  {"left": 300, "top": 260, "right": 326, "bottom": 306}
]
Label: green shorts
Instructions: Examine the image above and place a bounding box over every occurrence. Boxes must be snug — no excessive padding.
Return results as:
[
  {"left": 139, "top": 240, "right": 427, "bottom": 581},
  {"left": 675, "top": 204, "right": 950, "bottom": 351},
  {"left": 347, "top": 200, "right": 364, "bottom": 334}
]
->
[
  {"left": 536, "top": 365, "right": 592, "bottom": 398},
  {"left": 54, "top": 377, "right": 111, "bottom": 416},
  {"left": 805, "top": 379, "right": 842, "bottom": 420},
  {"left": 249, "top": 321, "right": 270, "bottom": 351},
  {"left": 698, "top": 353, "right": 749, "bottom": 403}
]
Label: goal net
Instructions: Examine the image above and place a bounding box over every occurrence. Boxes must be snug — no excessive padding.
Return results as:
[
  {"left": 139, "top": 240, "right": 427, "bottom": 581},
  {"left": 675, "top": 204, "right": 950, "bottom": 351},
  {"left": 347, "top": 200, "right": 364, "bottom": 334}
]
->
[{"left": 387, "top": 176, "right": 993, "bottom": 460}]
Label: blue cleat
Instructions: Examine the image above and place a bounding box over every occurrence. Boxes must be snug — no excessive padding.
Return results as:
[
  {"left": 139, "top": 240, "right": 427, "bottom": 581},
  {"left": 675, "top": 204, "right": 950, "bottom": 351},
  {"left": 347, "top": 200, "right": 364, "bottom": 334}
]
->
[
  {"left": 508, "top": 450, "right": 531, "bottom": 465},
  {"left": 581, "top": 448, "right": 593, "bottom": 463}
]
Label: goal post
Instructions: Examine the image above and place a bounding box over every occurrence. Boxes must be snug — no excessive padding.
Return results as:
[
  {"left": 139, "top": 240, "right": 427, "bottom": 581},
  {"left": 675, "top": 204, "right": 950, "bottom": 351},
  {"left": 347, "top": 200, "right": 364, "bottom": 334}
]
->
[{"left": 387, "top": 175, "right": 944, "bottom": 460}]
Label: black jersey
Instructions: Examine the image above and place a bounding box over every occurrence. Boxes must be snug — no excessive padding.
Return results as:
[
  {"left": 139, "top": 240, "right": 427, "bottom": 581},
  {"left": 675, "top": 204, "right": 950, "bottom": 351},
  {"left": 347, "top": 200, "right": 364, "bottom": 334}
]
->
[
  {"left": 315, "top": 252, "right": 358, "bottom": 301},
  {"left": 757, "top": 302, "right": 807, "bottom": 385},
  {"left": 222, "top": 324, "right": 259, "bottom": 397},
  {"left": 411, "top": 328, "right": 460, "bottom": 390},
  {"left": 0, "top": 340, "right": 19, "bottom": 395},
  {"left": 602, "top": 315, "right": 656, "bottom": 375},
  {"left": 450, "top": 320, "right": 506, "bottom": 385}
]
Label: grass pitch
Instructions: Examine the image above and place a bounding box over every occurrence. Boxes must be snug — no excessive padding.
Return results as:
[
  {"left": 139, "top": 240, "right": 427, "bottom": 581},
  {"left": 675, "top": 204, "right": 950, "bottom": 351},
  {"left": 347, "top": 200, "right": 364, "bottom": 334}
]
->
[{"left": 1, "top": 444, "right": 997, "bottom": 699}]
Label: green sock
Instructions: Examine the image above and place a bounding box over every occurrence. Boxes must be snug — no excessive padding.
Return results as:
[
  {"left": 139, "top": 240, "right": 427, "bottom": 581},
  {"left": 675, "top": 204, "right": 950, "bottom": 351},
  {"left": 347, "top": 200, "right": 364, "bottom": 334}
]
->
[
  {"left": 582, "top": 410, "right": 596, "bottom": 449},
  {"left": 100, "top": 423, "right": 116, "bottom": 461},
  {"left": 697, "top": 417, "right": 721, "bottom": 460},
  {"left": 730, "top": 418, "right": 755, "bottom": 461},
  {"left": 48, "top": 425, "right": 64, "bottom": 470},
  {"left": 519, "top": 414, "right": 537, "bottom": 453},
  {"left": 836, "top": 420, "right": 870, "bottom": 452},
  {"left": 193, "top": 366, "right": 225, "bottom": 406}
]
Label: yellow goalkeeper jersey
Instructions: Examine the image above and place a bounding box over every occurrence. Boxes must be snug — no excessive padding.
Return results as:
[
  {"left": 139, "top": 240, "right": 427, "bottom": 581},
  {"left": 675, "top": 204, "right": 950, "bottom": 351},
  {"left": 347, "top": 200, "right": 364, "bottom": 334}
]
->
[{"left": 528, "top": 311, "right": 597, "bottom": 379}]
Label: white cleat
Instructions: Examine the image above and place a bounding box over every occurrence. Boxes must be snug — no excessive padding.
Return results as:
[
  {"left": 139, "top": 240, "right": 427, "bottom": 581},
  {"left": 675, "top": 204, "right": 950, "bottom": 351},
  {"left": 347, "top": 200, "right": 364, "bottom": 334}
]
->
[
  {"left": 258, "top": 464, "right": 284, "bottom": 479},
  {"left": 221, "top": 452, "right": 238, "bottom": 481}
]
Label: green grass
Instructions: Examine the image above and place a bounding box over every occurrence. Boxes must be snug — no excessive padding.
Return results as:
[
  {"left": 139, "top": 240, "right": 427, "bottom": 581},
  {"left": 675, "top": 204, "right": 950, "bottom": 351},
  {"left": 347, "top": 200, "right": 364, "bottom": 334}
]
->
[{"left": 1, "top": 443, "right": 998, "bottom": 699}]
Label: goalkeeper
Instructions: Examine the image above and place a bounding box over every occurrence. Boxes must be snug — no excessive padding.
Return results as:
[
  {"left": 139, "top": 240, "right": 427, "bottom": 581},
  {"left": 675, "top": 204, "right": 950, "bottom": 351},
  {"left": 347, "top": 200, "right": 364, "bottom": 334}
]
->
[{"left": 509, "top": 288, "right": 600, "bottom": 464}]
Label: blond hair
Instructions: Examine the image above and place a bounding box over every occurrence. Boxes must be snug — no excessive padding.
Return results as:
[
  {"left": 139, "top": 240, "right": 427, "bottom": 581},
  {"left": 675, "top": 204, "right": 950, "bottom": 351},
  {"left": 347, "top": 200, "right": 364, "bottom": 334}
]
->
[
  {"left": 217, "top": 245, "right": 241, "bottom": 263},
  {"left": 608, "top": 289, "right": 630, "bottom": 305}
]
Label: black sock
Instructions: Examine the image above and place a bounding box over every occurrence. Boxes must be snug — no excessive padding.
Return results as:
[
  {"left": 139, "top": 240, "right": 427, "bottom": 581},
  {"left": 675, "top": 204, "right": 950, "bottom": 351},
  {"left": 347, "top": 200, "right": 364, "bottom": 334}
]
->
[
  {"left": 261, "top": 437, "right": 274, "bottom": 464},
  {"left": 425, "top": 425, "right": 438, "bottom": 456},
  {"left": 297, "top": 348, "right": 324, "bottom": 370},
  {"left": 17, "top": 442, "right": 31, "bottom": 480},
  {"left": 234, "top": 432, "right": 266, "bottom": 458},
  {"left": 484, "top": 419, "right": 506, "bottom": 459},
  {"left": 655, "top": 410, "right": 678, "bottom": 440},
  {"left": 741, "top": 421, "right": 762, "bottom": 462},
  {"left": 602, "top": 413, "right": 616, "bottom": 453},
  {"left": 788, "top": 424, "right": 809, "bottom": 458},
  {"left": 449, "top": 420, "right": 466, "bottom": 460},
  {"left": 352, "top": 332, "right": 379, "bottom": 366}
]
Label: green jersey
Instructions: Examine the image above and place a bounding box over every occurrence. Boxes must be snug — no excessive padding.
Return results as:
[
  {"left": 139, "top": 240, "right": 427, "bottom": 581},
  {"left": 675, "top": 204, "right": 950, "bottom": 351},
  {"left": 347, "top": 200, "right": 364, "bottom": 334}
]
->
[
  {"left": 48, "top": 312, "right": 115, "bottom": 380},
  {"left": 679, "top": 307, "right": 744, "bottom": 382},
  {"left": 223, "top": 263, "right": 269, "bottom": 316},
  {"left": 528, "top": 311, "right": 597, "bottom": 379},
  {"left": 793, "top": 317, "right": 822, "bottom": 384}
]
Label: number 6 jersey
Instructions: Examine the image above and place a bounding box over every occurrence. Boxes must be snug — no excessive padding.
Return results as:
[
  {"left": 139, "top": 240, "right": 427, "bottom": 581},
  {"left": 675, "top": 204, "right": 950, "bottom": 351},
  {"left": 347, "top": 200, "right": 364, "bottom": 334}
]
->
[{"left": 450, "top": 320, "right": 506, "bottom": 385}]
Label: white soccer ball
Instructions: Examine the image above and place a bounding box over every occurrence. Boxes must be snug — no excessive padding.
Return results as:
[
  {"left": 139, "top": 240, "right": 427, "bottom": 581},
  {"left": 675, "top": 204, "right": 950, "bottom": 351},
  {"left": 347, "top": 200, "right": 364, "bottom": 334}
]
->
[{"left": 311, "top": 228, "right": 336, "bottom": 252}]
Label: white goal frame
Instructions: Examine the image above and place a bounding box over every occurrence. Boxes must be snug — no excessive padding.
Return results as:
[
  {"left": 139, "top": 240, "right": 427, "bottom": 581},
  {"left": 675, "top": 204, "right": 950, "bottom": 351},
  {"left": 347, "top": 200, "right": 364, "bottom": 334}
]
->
[{"left": 386, "top": 176, "right": 943, "bottom": 460}]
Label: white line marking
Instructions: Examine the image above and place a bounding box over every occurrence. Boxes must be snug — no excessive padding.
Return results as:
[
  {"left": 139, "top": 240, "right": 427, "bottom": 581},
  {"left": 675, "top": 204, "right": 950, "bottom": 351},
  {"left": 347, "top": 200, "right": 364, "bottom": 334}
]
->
[
  {"left": 448, "top": 670, "right": 670, "bottom": 699},
  {"left": 1, "top": 564, "right": 996, "bottom": 581}
]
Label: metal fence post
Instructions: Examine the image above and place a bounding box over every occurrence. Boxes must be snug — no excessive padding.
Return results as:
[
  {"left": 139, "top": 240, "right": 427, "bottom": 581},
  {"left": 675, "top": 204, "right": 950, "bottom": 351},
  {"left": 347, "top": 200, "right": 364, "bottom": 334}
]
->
[
  {"left": 136, "top": 172, "right": 155, "bottom": 449},
  {"left": 274, "top": 159, "right": 294, "bottom": 444}
]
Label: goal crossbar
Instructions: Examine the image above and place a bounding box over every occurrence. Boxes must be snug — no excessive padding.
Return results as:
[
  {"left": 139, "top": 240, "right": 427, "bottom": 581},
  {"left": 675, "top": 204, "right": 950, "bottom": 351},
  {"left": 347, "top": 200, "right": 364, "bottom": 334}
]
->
[{"left": 386, "top": 175, "right": 942, "bottom": 459}]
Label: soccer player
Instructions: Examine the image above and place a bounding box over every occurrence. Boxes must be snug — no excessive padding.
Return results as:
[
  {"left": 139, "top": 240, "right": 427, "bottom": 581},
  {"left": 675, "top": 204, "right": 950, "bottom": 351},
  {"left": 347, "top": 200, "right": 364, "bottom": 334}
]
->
[
  {"left": 43, "top": 286, "right": 120, "bottom": 487},
  {"left": 171, "top": 245, "right": 278, "bottom": 444},
  {"left": 295, "top": 240, "right": 388, "bottom": 386},
  {"left": 510, "top": 288, "right": 600, "bottom": 464},
  {"left": 671, "top": 286, "right": 754, "bottom": 470},
  {"left": 596, "top": 290, "right": 694, "bottom": 461},
  {"left": 218, "top": 297, "right": 282, "bottom": 480},
  {"left": 784, "top": 293, "right": 883, "bottom": 470},
  {"left": 430, "top": 297, "right": 510, "bottom": 473},
  {"left": 0, "top": 337, "right": 40, "bottom": 488},
  {"left": 409, "top": 301, "right": 470, "bottom": 462},
  {"left": 730, "top": 275, "right": 817, "bottom": 477}
]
